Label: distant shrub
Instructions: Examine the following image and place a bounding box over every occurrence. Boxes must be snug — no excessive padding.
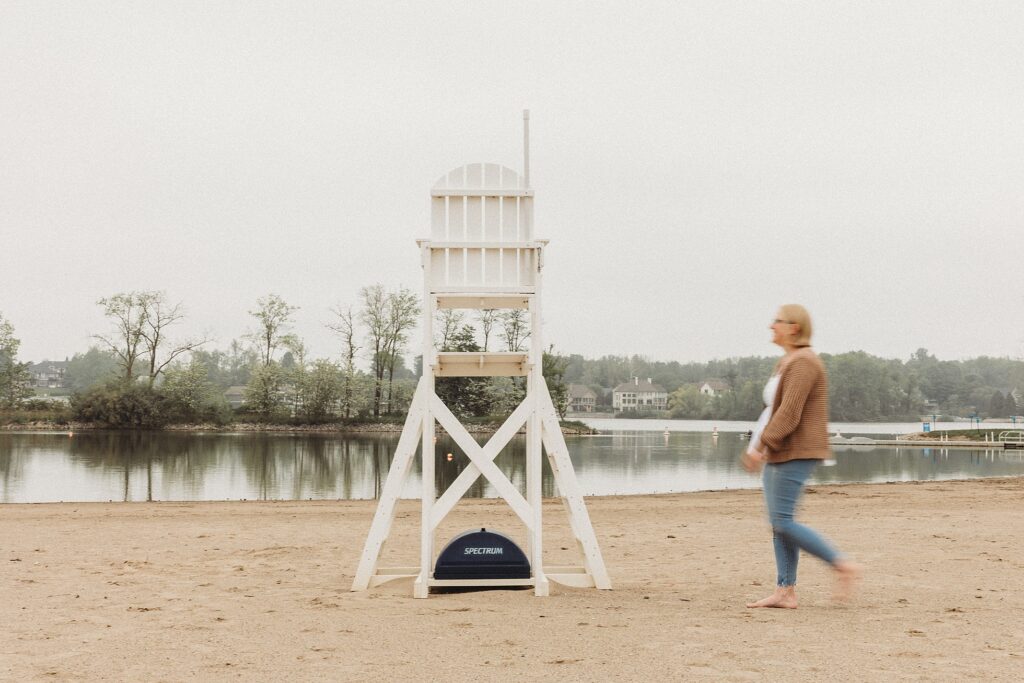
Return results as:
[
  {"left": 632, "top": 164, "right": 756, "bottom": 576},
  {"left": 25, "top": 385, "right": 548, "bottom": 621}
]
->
[
  {"left": 558, "top": 419, "right": 594, "bottom": 433},
  {"left": 162, "top": 395, "right": 234, "bottom": 425},
  {"left": 159, "top": 361, "right": 234, "bottom": 425},
  {"left": 0, "top": 396, "right": 71, "bottom": 424},
  {"left": 19, "top": 398, "right": 67, "bottom": 411},
  {"left": 71, "top": 383, "right": 168, "bottom": 428},
  {"left": 0, "top": 404, "right": 72, "bottom": 425}
]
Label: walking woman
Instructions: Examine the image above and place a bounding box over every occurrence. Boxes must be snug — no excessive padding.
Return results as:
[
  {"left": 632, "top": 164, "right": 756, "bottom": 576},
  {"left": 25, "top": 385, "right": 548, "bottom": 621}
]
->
[{"left": 742, "top": 304, "right": 861, "bottom": 608}]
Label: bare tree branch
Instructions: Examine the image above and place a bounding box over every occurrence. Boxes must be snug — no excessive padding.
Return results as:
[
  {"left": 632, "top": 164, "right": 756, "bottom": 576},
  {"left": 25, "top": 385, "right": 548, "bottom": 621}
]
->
[
  {"left": 93, "top": 292, "right": 148, "bottom": 382},
  {"left": 327, "top": 305, "right": 360, "bottom": 419},
  {"left": 359, "top": 285, "right": 389, "bottom": 418},
  {"left": 436, "top": 309, "right": 465, "bottom": 351},
  {"left": 499, "top": 309, "right": 530, "bottom": 352},
  {"left": 138, "top": 291, "right": 211, "bottom": 386},
  {"left": 478, "top": 309, "right": 497, "bottom": 351},
  {"left": 383, "top": 287, "right": 419, "bottom": 413}
]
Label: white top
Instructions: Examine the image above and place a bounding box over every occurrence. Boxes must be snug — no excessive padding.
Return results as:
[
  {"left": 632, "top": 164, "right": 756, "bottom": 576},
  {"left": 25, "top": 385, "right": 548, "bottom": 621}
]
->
[{"left": 747, "top": 374, "right": 780, "bottom": 455}]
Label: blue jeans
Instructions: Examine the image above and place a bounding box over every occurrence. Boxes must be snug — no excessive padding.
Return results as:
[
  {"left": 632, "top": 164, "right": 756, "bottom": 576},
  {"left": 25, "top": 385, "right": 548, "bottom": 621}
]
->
[{"left": 762, "top": 459, "right": 840, "bottom": 587}]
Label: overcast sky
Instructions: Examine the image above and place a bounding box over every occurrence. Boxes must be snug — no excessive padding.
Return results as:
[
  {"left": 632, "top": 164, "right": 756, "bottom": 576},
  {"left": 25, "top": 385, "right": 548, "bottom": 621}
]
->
[{"left": 2, "top": 1, "right": 1022, "bottom": 369}]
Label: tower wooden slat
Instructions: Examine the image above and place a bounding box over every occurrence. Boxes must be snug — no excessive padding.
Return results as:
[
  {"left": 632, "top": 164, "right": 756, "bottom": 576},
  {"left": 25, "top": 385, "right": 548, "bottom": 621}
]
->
[
  {"left": 435, "top": 351, "right": 529, "bottom": 377},
  {"left": 435, "top": 294, "right": 529, "bottom": 310}
]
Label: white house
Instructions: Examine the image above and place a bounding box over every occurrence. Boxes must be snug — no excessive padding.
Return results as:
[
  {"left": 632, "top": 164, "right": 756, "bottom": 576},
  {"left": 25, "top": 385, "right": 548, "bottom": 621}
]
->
[
  {"left": 612, "top": 377, "right": 667, "bottom": 413},
  {"left": 567, "top": 384, "right": 597, "bottom": 413},
  {"left": 223, "top": 386, "right": 247, "bottom": 409},
  {"left": 27, "top": 360, "right": 69, "bottom": 389},
  {"left": 699, "top": 379, "right": 730, "bottom": 397}
]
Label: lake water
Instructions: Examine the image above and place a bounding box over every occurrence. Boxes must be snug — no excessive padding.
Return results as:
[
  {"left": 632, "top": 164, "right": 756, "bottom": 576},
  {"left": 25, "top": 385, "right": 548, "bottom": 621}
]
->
[
  {"left": 2, "top": 422, "right": 1023, "bottom": 503},
  {"left": 584, "top": 418, "right": 1024, "bottom": 436}
]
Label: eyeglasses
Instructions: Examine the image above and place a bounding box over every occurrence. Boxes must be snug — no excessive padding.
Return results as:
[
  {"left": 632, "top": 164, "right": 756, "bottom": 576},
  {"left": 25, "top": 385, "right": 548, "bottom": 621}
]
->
[{"left": 772, "top": 319, "right": 795, "bottom": 325}]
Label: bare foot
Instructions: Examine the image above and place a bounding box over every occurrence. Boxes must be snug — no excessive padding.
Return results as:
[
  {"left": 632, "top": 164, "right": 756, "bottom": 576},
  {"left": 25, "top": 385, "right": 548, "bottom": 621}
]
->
[
  {"left": 746, "top": 587, "right": 797, "bottom": 609},
  {"left": 833, "top": 560, "right": 863, "bottom": 603}
]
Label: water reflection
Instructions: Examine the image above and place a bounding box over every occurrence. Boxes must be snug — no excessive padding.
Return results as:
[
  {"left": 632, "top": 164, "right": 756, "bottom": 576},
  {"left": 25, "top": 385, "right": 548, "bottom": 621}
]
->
[{"left": 1, "top": 430, "right": 1023, "bottom": 504}]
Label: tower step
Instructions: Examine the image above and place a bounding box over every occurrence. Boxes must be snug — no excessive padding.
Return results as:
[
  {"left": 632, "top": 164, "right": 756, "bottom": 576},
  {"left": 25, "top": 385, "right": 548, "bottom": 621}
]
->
[
  {"left": 434, "top": 352, "right": 529, "bottom": 377},
  {"left": 436, "top": 294, "right": 530, "bottom": 310}
]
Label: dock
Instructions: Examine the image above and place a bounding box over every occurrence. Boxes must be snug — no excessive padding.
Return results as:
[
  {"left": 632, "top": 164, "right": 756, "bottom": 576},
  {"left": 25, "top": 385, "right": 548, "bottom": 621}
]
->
[{"left": 830, "top": 437, "right": 1022, "bottom": 450}]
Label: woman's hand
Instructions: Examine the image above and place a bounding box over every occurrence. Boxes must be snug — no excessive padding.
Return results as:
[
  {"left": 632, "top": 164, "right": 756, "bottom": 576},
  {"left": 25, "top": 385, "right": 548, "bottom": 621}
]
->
[{"left": 741, "top": 448, "right": 766, "bottom": 474}]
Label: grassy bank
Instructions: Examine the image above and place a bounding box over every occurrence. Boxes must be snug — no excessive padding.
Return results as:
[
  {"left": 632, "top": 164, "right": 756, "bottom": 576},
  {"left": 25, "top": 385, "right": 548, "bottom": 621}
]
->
[
  {"left": 0, "top": 405, "right": 73, "bottom": 426},
  {"left": 904, "top": 428, "right": 1023, "bottom": 442},
  {"left": 1, "top": 411, "right": 597, "bottom": 435}
]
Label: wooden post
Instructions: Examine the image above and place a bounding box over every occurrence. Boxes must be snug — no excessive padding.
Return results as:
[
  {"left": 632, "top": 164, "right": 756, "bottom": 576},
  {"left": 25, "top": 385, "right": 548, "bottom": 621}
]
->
[{"left": 416, "top": 244, "right": 437, "bottom": 599}]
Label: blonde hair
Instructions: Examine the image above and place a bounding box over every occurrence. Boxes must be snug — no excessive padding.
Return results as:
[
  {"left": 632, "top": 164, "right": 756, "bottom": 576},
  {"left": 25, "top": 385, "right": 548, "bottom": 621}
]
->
[{"left": 778, "top": 304, "right": 813, "bottom": 347}]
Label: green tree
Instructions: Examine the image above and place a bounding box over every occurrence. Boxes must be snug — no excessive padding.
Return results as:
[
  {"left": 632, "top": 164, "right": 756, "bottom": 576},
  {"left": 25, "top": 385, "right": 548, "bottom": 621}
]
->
[
  {"left": 137, "top": 291, "right": 209, "bottom": 387},
  {"left": 94, "top": 292, "right": 148, "bottom": 382},
  {"left": 921, "top": 361, "right": 962, "bottom": 406},
  {"left": 383, "top": 287, "right": 419, "bottom": 414},
  {"left": 92, "top": 290, "right": 208, "bottom": 387},
  {"left": 668, "top": 385, "right": 707, "bottom": 418},
  {"left": 543, "top": 346, "right": 570, "bottom": 418},
  {"left": 734, "top": 380, "right": 766, "bottom": 420},
  {"left": 435, "top": 324, "right": 491, "bottom": 418},
  {"left": 0, "top": 313, "right": 33, "bottom": 407},
  {"left": 297, "top": 360, "right": 343, "bottom": 421},
  {"left": 162, "top": 358, "right": 227, "bottom": 423},
  {"left": 328, "top": 305, "right": 360, "bottom": 419},
  {"left": 65, "top": 347, "right": 120, "bottom": 392},
  {"left": 498, "top": 309, "right": 529, "bottom": 352},
  {"left": 71, "top": 383, "right": 167, "bottom": 428},
  {"left": 826, "top": 352, "right": 882, "bottom": 421},
  {"left": 246, "top": 294, "right": 298, "bottom": 367},
  {"left": 986, "top": 390, "right": 1005, "bottom": 418},
  {"left": 244, "top": 364, "right": 287, "bottom": 420},
  {"left": 1007, "top": 392, "right": 1021, "bottom": 417},
  {"left": 360, "top": 285, "right": 390, "bottom": 418},
  {"left": 360, "top": 285, "right": 420, "bottom": 417},
  {"left": 436, "top": 309, "right": 465, "bottom": 351},
  {"left": 191, "top": 340, "right": 258, "bottom": 389},
  {"left": 710, "top": 387, "right": 738, "bottom": 419},
  {"left": 477, "top": 309, "right": 498, "bottom": 351}
]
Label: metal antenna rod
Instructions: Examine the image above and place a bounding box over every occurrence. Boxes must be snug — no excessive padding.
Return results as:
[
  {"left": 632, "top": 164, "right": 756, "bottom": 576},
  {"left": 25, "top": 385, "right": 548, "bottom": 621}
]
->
[{"left": 523, "top": 109, "right": 530, "bottom": 188}]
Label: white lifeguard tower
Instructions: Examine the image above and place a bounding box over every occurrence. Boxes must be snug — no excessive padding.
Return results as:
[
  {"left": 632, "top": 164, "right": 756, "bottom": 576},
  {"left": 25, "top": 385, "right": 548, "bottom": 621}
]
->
[{"left": 351, "top": 112, "right": 611, "bottom": 597}]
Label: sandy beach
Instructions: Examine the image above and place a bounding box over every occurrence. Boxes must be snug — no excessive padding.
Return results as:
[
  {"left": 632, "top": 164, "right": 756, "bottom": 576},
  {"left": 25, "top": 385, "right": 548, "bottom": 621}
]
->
[{"left": 2, "top": 477, "right": 1022, "bottom": 681}]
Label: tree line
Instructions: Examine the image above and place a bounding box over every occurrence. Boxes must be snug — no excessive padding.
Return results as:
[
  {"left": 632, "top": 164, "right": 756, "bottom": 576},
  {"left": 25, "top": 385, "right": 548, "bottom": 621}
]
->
[
  {"left": 564, "top": 348, "right": 1024, "bottom": 421},
  {"left": 0, "top": 289, "right": 564, "bottom": 427},
  {"left": 4, "top": 301, "right": 1022, "bottom": 425},
  {"left": 65, "top": 287, "right": 427, "bottom": 425}
]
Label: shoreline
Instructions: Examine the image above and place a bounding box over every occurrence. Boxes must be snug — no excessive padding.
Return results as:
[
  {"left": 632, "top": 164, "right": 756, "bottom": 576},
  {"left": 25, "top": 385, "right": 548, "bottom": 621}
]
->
[
  {"left": 5, "top": 422, "right": 1020, "bottom": 443},
  {"left": 3, "top": 473, "right": 1023, "bottom": 508},
  {"left": 0, "top": 420, "right": 597, "bottom": 435},
  {"left": 2, "top": 477, "right": 1022, "bottom": 680}
]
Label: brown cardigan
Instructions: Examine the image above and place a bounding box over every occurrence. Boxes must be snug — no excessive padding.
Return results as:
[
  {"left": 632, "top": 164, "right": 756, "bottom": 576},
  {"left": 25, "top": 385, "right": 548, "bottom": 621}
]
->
[{"left": 759, "top": 347, "right": 831, "bottom": 463}]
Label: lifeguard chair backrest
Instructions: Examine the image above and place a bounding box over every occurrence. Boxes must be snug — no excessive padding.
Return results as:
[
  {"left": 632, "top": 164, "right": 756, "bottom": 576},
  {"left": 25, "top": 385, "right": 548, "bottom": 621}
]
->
[{"left": 429, "top": 163, "right": 535, "bottom": 290}]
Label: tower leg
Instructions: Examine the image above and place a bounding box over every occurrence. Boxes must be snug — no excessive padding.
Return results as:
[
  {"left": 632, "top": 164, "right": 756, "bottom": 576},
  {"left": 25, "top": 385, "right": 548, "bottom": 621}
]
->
[
  {"left": 528, "top": 390, "right": 548, "bottom": 596},
  {"left": 539, "top": 379, "right": 612, "bottom": 590},
  {"left": 416, "top": 403, "right": 435, "bottom": 599},
  {"left": 351, "top": 378, "right": 426, "bottom": 591}
]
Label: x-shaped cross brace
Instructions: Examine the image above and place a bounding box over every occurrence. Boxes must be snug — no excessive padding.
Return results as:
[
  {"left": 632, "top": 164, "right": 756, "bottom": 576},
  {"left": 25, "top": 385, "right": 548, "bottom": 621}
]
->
[{"left": 428, "top": 393, "right": 535, "bottom": 531}]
